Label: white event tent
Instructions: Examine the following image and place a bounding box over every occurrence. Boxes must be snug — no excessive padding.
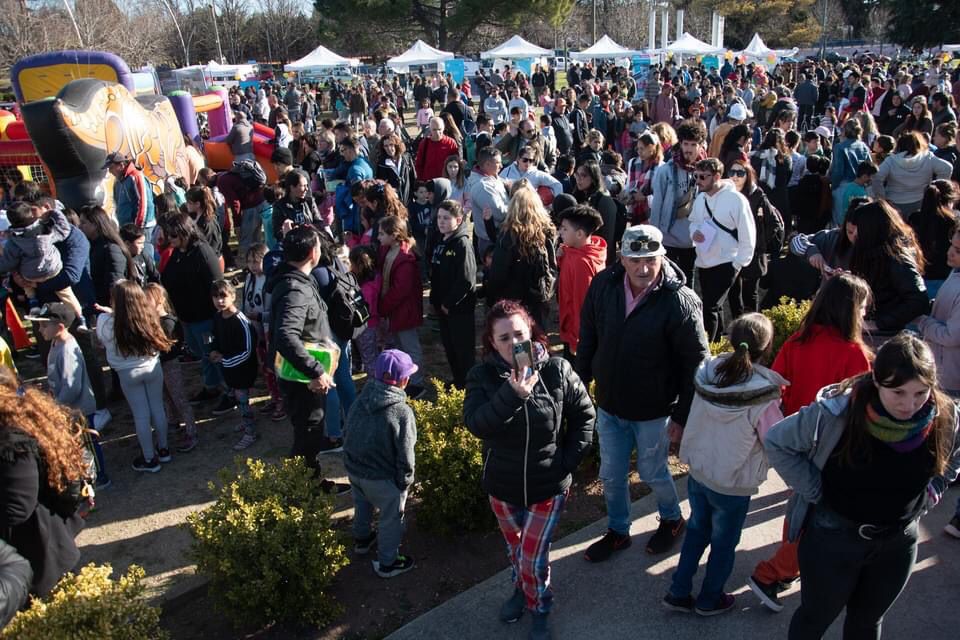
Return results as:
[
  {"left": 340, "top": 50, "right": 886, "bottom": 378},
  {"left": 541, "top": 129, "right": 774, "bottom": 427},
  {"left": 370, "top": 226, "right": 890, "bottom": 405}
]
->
[
  {"left": 738, "top": 34, "right": 799, "bottom": 61},
  {"left": 481, "top": 35, "right": 552, "bottom": 60},
  {"left": 286, "top": 45, "right": 360, "bottom": 72},
  {"left": 387, "top": 40, "right": 455, "bottom": 72},
  {"left": 943, "top": 44, "right": 960, "bottom": 52},
  {"left": 665, "top": 32, "right": 725, "bottom": 56},
  {"left": 570, "top": 35, "right": 642, "bottom": 60}
]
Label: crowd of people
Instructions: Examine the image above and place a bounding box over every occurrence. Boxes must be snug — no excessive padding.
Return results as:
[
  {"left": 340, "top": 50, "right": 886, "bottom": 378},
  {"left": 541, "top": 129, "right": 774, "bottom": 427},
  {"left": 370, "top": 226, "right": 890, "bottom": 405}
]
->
[{"left": 1, "top": 49, "right": 960, "bottom": 640}]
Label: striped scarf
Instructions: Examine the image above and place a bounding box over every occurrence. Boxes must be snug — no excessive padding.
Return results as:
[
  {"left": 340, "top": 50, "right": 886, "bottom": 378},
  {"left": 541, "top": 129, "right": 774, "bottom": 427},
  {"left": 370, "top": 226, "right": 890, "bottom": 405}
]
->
[{"left": 865, "top": 397, "right": 936, "bottom": 453}]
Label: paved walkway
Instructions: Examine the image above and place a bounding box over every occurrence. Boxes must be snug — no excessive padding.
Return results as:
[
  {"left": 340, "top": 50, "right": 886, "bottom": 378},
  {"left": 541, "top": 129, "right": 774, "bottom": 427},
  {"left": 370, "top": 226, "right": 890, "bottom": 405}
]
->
[{"left": 387, "top": 473, "right": 960, "bottom": 640}]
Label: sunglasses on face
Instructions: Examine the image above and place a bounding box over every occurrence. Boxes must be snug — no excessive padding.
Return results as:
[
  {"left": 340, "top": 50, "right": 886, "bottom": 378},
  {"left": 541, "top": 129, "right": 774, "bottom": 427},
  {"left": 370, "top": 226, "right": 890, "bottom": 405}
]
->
[
  {"left": 518, "top": 157, "right": 534, "bottom": 163},
  {"left": 629, "top": 239, "right": 661, "bottom": 253},
  {"left": 728, "top": 168, "right": 747, "bottom": 177},
  {"left": 694, "top": 173, "right": 715, "bottom": 181}
]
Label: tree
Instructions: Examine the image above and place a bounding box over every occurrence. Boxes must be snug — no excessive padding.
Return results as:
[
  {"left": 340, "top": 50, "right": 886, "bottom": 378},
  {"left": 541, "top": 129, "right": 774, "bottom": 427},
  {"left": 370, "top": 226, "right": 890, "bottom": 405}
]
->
[
  {"left": 690, "top": 0, "right": 820, "bottom": 49},
  {"left": 314, "top": 0, "right": 574, "bottom": 54},
  {"left": 881, "top": 0, "right": 960, "bottom": 49}
]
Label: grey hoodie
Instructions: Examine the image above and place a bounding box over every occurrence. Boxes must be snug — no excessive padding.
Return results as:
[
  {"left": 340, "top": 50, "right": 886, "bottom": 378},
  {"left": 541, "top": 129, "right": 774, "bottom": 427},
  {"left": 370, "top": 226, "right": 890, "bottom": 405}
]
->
[
  {"left": 765, "top": 383, "right": 960, "bottom": 541},
  {"left": 873, "top": 151, "right": 953, "bottom": 207},
  {"left": 343, "top": 379, "right": 417, "bottom": 490}
]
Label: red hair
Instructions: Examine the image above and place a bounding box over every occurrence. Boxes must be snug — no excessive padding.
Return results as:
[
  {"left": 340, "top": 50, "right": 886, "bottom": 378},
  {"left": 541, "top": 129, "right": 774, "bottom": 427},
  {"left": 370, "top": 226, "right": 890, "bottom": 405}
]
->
[{"left": 481, "top": 299, "right": 549, "bottom": 356}]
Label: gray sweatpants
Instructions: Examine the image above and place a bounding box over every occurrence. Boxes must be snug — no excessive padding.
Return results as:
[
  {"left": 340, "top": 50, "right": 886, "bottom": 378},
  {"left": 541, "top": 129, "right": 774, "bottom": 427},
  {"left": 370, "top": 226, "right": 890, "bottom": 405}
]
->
[
  {"left": 349, "top": 475, "right": 408, "bottom": 566},
  {"left": 116, "top": 359, "right": 168, "bottom": 460}
]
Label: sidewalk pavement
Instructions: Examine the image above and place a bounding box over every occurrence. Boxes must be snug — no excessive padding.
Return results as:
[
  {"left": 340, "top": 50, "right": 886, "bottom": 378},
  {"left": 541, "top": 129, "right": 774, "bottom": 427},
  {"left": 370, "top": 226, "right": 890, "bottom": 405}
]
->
[{"left": 387, "top": 473, "right": 960, "bottom": 640}]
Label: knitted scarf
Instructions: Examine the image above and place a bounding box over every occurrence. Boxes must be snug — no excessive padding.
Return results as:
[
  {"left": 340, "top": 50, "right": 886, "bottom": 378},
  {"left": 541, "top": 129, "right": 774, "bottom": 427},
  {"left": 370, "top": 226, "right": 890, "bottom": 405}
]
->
[
  {"left": 865, "top": 396, "right": 936, "bottom": 453},
  {"left": 671, "top": 144, "right": 705, "bottom": 174}
]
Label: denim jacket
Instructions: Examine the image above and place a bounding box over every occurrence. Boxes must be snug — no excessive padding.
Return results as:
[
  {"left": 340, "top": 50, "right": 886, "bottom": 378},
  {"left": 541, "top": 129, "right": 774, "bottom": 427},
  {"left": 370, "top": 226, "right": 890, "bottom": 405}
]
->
[{"left": 765, "top": 384, "right": 960, "bottom": 541}]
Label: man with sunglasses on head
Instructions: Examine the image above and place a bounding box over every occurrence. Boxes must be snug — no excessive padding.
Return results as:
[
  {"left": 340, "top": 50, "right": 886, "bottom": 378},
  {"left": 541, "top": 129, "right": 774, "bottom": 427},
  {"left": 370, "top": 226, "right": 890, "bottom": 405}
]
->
[
  {"left": 688, "top": 158, "right": 756, "bottom": 343},
  {"left": 578, "top": 224, "right": 709, "bottom": 562}
]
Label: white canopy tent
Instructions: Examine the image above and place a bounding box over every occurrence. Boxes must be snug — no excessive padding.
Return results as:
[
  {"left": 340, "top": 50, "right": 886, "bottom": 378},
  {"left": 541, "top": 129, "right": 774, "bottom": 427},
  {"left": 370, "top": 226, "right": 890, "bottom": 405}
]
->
[
  {"left": 205, "top": 60, "right": 257, "bottom": 79},
  {"left": 738, "top": 34, "right": 799, "bottom": 61},
  {"left": 665, "top": 32, "right": 725, "bottom": 56},
  {"left": 943, "top": 44, "right": 960, "bottom": 52},
  {"left": 570, "top": 35, "right": 644, "bottom": 60},
  {"left": 387, "top": 40, "right": 455, "bottom": 72},
  {"left": 286, "top": 45, "right": 360, "bottom": 71},
  {"left": 481, "top": 35, "right": 552, "bottom": 60}
]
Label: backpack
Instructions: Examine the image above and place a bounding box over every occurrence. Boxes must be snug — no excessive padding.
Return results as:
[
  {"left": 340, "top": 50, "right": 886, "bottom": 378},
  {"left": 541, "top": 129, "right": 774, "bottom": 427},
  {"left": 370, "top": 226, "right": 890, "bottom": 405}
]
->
[
  {"left": 763, "top": 199, "right": 786, "bottom": 255},
  {"left": 526, "top": 240, "right": 558, "bottom": 303},
  {"left": 326, "top": 268, "right": 371, "bottom": 342},
  {"left": 230, "top": 159, "right": 267, "bottom": 191}
]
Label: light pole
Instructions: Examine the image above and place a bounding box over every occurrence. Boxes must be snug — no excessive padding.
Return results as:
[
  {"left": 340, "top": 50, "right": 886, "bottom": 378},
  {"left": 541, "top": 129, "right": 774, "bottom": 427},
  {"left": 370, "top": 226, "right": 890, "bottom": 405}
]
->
[{"left": 210, "top": 2, "right": 224, "bottom": 64}]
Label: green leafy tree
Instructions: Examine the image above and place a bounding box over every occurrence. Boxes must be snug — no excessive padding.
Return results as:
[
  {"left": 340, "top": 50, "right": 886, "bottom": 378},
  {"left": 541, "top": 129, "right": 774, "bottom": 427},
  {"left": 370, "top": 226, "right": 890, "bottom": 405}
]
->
[
  {"left": 881, "top": 0, "right": 960, "bottom": 49},
  {"left": 687, "top": 0, "right": 820, "bottom": 48}
]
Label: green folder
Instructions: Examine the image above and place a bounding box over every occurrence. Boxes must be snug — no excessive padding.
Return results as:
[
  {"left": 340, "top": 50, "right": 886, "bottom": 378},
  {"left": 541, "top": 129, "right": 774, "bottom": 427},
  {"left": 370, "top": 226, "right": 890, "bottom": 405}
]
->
[{"left": 274, "top": 341, "right": 340, "bottom": 383}]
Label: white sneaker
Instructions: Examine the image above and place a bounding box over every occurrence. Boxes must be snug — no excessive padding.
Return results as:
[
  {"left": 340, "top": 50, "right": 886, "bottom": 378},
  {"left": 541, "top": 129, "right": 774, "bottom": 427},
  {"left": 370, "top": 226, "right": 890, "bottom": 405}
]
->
[{"left": 93, "top": 409, "right": 112, "bottom": 432}]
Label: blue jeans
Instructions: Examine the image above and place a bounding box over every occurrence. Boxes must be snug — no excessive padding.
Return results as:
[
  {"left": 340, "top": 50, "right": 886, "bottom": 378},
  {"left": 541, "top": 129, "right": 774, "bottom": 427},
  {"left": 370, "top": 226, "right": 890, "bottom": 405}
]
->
[
  {"left": 234, "top": 388, "right": 256, "bottom": 436},
  {"left": 669, "top": 476, "right": 751, "bottom": 609},
  {"left": 324, "top": 335, "right": 355, "bottom": 439},
  {"left": 597, "top": 409, "right": 682, "bottom": 533},
  {"left": 182, "top": 319, "right": 224, "bottom": 390}
]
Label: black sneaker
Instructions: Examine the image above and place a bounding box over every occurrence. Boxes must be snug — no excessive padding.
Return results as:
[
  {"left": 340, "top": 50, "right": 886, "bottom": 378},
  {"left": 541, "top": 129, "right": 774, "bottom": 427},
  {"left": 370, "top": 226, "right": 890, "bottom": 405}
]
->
[
  {"left": 211, "top": 395, "right": 238, "bottom": 416},
  {"left": 373, "top": 554, "right": 415, "bottom": 578},
  {"left": 662, "top": 593, "right": 695, "bottom": 613},
  {"left": 132, "top": 455, "right": 161, "bottom": 473},
  {"left": 646, "top": 516, "right": 686, "bottom": 555},
  {"left": 584, "top": 528, "right": 632, "bottom": 562},
  {"left": 695, "top": 593, "right": 736, "bottom": 617},
  {"left": 320, "top": 480, "right": 352, "bottom": 496},
  {"left": 499, "top": 587, "right": 525, "bottom": 623},
  {"left": 23, "top": 347, "right": 41, "bottom": 359},
  {"left": 748, "top": 575, "right": 784, "bottom": 612},
  {"left": 354, "top": 530, "right": 377, "bottom": 555},
  {"left": 189, "top": 387, "right": 220, "bottom": 405},
  {"left": 156, "top": 448, "right": 172, "bottom": 463},
  {"left": 945, "top": 515, "right": 960, "bottom": 539},
  {"left": 317, "top": 437, "right": 343, "bottom": 454}
]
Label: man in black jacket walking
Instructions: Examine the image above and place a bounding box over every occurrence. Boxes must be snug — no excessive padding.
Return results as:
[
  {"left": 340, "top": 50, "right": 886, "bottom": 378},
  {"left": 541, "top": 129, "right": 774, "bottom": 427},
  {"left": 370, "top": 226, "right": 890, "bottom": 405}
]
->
[
  {"left": 268, "top": 225, "right": 348, "bottom": 494},
  {"left": 577, "top": 224, "right": 709, "bottom": 561},
  {"left": 551, "top": 97, "right": 574, "bottom": 156}
]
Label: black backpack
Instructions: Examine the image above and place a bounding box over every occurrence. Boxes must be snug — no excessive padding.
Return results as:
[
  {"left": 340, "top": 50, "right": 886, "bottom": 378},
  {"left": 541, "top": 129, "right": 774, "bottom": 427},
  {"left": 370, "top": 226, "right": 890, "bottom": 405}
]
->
[
  {"left": 230, "top": 159, "right": 267, "bottom": 191},
  {"left": 326, "top": 269, "right": 371, "bottom": 342}
]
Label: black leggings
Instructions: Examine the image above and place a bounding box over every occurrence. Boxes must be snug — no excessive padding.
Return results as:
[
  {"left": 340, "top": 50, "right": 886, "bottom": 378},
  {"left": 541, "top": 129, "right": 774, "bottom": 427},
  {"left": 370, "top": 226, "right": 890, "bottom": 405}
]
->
[
  {"left": 697, "top": 262, "right": 740, "bottom": 343},
  {"left": 279, "top": 379, "right": 327, "bottom": 476},
  {"left": 789, "top": 509, "right": 918, "bottom": 640}
]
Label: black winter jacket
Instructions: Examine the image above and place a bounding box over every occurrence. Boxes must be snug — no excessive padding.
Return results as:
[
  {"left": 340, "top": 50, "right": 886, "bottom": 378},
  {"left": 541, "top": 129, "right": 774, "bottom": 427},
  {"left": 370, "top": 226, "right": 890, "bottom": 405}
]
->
[
  {"left": 576, "top": 259, "right": 709, "bottom": 425},
  {"left": 88, "top": 236, "right": 129, "bottom": 306},
  {"left": 0, "top": 429, "right": 82, "bottom": 596},
  {"left": 464, "top": 351, "right": 595, "bottom": 506},
  {"left": 865, "top": 255, "right": 930, "bottom": 332},
  {"left": 429, "top": 224, "right": 476, "bottom": 314},
  {"left": 160, "top": 240, "right": 223, "bottom": 323},
  {"left": 487, "top": 230, "right": 558, "bottom": 311},
  {"left": 0, "top": 539, "right": 31, "bottom": 627},
  {"left": 267, "top": 262, "right": 333, "bottom": 380},
  {"left": 271, "top": 196, "right": 324, "bottom": 242}
]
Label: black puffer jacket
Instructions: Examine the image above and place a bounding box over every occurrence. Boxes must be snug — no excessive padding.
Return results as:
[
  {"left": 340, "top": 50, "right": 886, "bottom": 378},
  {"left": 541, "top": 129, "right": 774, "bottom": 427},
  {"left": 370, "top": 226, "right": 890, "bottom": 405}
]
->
[
  {"left": 576, "top": 258, "right": 709, "bottom": 425},
  {"left": 271, "top": 196, "right": 324, "bottom": 242},
  {"left": 464, "top": 349, "right": 595, "bottom": 506},
  {"left": 864, "top": 255, "right": 930, "bottom": 332},
  {"left": 267, "top": 262, "right": 333, "bottom": 380}
]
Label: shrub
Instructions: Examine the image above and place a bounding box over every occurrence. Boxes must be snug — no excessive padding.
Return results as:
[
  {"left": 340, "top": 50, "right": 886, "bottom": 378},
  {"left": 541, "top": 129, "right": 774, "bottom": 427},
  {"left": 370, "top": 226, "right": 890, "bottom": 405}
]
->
[
  {"left": 764, "top": 296, "right": 811, "bottom": 359},
  {"left": 410, "top": 379, "right": 496, "bottom": 535},
  {"left": 709, "top": 336, "right": 732, "bottom": 356},
  {"left": 185, "top": 457, "right": 349, "bottom": 630},
  {"left": 2, "top": 564, "right": 166, "bottom": 640}
]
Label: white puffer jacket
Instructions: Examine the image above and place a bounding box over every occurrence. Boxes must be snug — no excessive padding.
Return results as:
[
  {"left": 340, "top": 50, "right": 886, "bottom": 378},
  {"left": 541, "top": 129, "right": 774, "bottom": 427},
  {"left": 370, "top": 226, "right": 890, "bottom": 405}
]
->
[{"left": 680, "top": 355, "right": 787, "bottom": 496}]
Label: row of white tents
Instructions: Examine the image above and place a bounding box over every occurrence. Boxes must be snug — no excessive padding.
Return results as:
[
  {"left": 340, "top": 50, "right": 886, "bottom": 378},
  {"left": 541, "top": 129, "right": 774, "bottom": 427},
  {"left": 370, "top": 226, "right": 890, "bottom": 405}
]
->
[{"left": 280, "top": 32, "right": 802, "bottom": 76}]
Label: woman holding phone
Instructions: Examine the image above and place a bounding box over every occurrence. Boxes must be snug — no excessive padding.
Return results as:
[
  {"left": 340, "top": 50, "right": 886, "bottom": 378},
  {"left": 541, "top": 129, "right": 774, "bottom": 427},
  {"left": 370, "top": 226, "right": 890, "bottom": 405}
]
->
[{"left": 464, "top": 300, "right": 596, "bottom": 640}]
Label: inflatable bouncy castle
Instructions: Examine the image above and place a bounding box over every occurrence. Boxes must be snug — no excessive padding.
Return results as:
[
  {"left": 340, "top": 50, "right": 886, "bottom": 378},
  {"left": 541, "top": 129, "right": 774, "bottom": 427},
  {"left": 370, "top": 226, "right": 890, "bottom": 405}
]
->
[{"left": 4, "top": 50, "right": 277, "bottom": 211}]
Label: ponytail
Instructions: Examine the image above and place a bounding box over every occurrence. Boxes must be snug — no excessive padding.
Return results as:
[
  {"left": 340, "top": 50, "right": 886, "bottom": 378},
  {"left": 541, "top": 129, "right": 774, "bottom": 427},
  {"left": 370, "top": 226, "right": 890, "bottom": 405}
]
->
[{"left": 714, "top": 313, "right": 774, "bottom": 388}]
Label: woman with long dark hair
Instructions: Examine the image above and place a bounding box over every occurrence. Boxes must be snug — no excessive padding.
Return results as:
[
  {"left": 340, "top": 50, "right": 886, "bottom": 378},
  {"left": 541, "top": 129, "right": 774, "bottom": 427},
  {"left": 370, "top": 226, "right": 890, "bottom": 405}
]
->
[
  {"left": 271, "top": 169, "right": 325, "bottom": 242},
  {"left": 77, "top": 206, "right": 134, "bottom": 306},
  {"left": 766, "top": 332, "right": 960, "bottom": 638},
  {"left": 463, "top": 299, "right": 595, "bottom": 640},
  {"left": 848, "top": 200, "right": 930, "bottom": 337},
  {"left": 893, "top": 96, "right": 934, "bottom": 138},
  {"left": 159, "top": 213, "right": 226, "bottom": 408},
  {"left": 751, "top": 128, "right": 792, "bottom": 219},
  {"left": 375, "top": 133, "right": 415, "bottom": 205},
  {"left": 909, "top": 179, "right": 959, "bottom": 298},
  {"left": 185, "top": 186, "right": 223, "bottom": 257},
  {"left": 572, "top": 160, "right": 618, "bottom": 264}
]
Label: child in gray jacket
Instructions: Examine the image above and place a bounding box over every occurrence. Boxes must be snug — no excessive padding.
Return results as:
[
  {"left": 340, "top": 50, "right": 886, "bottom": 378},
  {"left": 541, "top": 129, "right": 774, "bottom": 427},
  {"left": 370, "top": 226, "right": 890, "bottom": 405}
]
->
[{"left": 343, "top": 349, "right": 418, "bottom": 579}]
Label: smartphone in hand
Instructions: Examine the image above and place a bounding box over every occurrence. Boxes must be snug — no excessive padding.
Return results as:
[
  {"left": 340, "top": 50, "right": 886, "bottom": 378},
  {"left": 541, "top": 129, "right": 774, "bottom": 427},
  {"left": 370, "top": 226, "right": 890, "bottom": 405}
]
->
[{"left": 512, "top": 340, "right": 534, "bottom": 378}]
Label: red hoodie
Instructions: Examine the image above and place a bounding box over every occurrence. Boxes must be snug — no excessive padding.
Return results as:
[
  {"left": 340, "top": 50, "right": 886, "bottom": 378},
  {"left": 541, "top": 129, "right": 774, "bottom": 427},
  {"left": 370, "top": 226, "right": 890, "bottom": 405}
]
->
[
  {"left": 557, "top": 236, "right": 607, "bottom": 352},
  {"left": 771, "top": 324, "right": 871, "bottom": 416}
]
